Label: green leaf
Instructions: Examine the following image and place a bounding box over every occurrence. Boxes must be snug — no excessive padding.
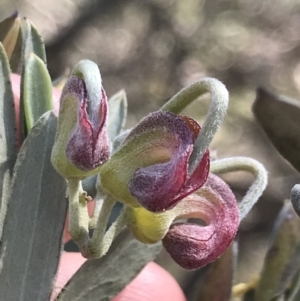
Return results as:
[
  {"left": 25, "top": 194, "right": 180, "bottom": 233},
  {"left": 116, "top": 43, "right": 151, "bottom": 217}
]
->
[
  {"left": 192, "top": 243, "right": 237, "bottom": 301},
  {"left": 23, "top": 53, "right": 53, "bottom": 130},
  {"left": 253, "top": 88, "right": 300, "bottom": 173},
  {"left": 22, "top": 19, "right": 46, "bottom": 64},
  {"left": 57, "top": 229, "right": 161, "bottom": 301},
  {"left": 0, "top": 42, "right": 18, "bottom": 238},
  {"left": 107, "top": 90, "right": 127, "bottom": 141},
  {"left": 19, "top": 20, "right": 47, "bottom": 140},
  {"left": 254, "top": 203, "right": 300, "bottom": 301},
  {"left": 0, "top": 112, "right": 67, "bottom": 301}
]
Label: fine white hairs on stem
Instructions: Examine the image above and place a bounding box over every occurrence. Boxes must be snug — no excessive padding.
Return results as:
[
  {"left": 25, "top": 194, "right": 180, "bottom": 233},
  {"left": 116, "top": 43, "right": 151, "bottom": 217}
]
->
[
  {"left": 82, "top": 194, "right": 115, "bottom": 258},
  {"left": 210, "top": 157, "right": 268, "bottom": 221},
  {"left": 160, "top": 78, "right": 229, "bottom": 175},
  {"left": 67, "top": 179, "right": 90, "bottom": 246}
]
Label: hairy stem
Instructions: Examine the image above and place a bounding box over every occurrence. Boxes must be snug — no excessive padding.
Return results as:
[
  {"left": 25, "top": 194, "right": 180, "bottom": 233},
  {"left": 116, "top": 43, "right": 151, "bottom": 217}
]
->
[
  {"left": 83, "top": 194, "right": 115, "bottom": 257},
  {"left": 100, "top": 208, "right": 127, "bottom": 255},
  {"left": 68, "top": 178, "right": 90, "bottom": 247},
  {"left": 88, "top": 189, "right": 105, "bottom": 229},
  {"left": 211, "top": 157, "right": 268, "bottom": 221},
  {"left": 160, "top": 78, "right": 229, "bottom": 175}
]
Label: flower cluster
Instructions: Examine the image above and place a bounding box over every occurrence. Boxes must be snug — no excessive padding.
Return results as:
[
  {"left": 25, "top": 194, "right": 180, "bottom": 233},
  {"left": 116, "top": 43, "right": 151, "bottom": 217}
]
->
[{"left": 51, "top": 59, "right": 268, "bottom": 270}]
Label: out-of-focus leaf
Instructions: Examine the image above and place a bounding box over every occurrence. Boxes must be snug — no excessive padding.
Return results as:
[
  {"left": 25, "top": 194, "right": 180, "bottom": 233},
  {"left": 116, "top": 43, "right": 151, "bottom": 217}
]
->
[
  {"left": 107, "top": 90, "right": 127, "bottom": 141},
  {"left": 0, "top": 11, "right": 18, "bottom": 43},
  {"left": 57, "top": 229, "right": 161, "bottom": 301},
  {"left": 191, "top": 242, "right": 236, "bottom": 301},
  {"left": 82, "top": 174, "right": 98, "bottom": 199},
  {"left": 253, "top": 88, "right": 300, "bottom": 173},
  {"left": 287, "top": 268, "right": 300, "bottom": 301},
  {"left": 254, "top": 202, "right": 300, "bottom": 301},
  {"left": 269, "top": 295, "right": 286, "bottom": 301},
  {"left": 0, "top": 43, "right": 18, "bottom": 238},
  {"left": 9, "top": 17, "right": 22, "bottom": 73},
  {"left": 23, "top": 53, "right": 53, "bottom": 130},
  {"left": 52, "top": 74, "right": 67, "bottom": 90},
  {"left": 112, "top": 128, "right": 131, "bottom": 153},
  {"left": 243, "top": 288, "right": 255, "bottom": 301},
  {"left": 0, "top": 112, "right": 67, "bottom": 301},
  {"left": 1, "top": 14, "right": 20, "bottom": 60}
]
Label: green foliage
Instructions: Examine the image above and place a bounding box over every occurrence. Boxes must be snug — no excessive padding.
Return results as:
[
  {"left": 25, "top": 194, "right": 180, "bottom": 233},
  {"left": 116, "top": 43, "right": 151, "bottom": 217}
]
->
[{"left": 23, "top": 53, "right": 53, "bottom": 130}]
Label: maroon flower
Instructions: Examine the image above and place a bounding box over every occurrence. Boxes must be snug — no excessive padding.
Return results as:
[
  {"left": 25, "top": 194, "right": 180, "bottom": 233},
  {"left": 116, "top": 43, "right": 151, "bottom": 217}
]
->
[
  {"left": 99, "top": 111, "right": 210, "bottom": 212},
  {"left": 162, "top": 173, "right": 239, "bottom": 269}
]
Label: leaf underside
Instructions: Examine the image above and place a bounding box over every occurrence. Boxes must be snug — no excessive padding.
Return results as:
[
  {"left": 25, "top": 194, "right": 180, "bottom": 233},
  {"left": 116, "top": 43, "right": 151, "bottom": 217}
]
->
[
  {"left": 197, "top": 243, "right": 236, "bottom": 301},
  {"left": 107, "top": 90, "right": 127, "bottom": 141},
  {"left": 254, "top": 203, "right": 300, "bottom": 301},
  {"left": 253, "top": 88, "right": 300, "bottom": 173},
  {"left": 0, "top": 112, "right": 67, "bottom": 301},
  {"left": 57, "top": 229, "right": 162, "bottom": 301},
  {"left": 0, "top": 42, "right": 18, "bottom": 237}
]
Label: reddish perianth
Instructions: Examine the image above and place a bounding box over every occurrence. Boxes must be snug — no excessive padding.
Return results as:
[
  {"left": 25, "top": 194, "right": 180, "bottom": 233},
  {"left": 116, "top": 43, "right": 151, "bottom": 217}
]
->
[
  {"left": 128, "top": 111, "right": 209, "bottom": 212},
  {"left": 64, "top": 76, "right": 110, "bottom": 171},
  {"left": 162, "top": 173, "right": 239, "bottom": 270}
]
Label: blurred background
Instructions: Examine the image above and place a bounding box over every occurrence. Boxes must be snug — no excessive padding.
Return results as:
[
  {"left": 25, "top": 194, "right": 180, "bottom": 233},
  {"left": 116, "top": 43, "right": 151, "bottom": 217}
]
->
[{"left": 2, "top": 0, "right": 300, "bottom": 299}]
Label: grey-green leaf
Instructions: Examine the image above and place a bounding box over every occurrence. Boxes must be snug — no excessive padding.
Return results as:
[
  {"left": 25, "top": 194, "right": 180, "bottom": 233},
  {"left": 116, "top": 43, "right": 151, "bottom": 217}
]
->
[
  {"left": 23, "top": 53, "right": 53, "bottom": 130},
  {"left": 107, "top": 90, "right": 127, "bottom": 141},
  {"left": 0, "top": 112, "right": 67, "bottom": 301},
  {"left": 254, "top": 203, "right": 300, "bottom": 301},
  {"left": 0, "top": 42, "right": 18, "bottom": 238},
  {"left": 253, "top": 88, "right": 300, "bottom": 173},
  {"left": 192, "top": 243, "right": 236, "bottom": 301},
  {"left": 19, "top": 20, "right": 47, "bottom": 141},
  {"left": 22, "top": 19, "right": 46, "bottom": 64},
  {"left": 57, "top": 229, "right": 161, "bottom": 301}
]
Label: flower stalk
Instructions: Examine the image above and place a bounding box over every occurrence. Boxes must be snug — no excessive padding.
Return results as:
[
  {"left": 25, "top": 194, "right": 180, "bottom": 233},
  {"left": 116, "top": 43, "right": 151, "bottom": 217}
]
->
[
  {"left": 67, "top": 179, "right": 90, "bottom": 247},
  {"left": 161, "top": 78, "right": 229, "bottom": 175},
  {"left": 211, "top": 157, "right": 268, "bottom": 221},
  {"left": 82, "top": 194, "right": 115, "bottom": 258}
]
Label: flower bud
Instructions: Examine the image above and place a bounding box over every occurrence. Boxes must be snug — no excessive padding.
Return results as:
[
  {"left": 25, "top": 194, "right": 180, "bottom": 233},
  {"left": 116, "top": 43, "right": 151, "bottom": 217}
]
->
[
  {"left": 51, "top": 60, "right": 110, "bottom": 179},
  {"left": 99, "top": 111, "right": 209, "bottom": 211}
]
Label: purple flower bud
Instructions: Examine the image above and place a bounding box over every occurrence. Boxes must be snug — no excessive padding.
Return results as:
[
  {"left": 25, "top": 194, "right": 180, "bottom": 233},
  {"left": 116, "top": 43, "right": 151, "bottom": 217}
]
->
[
  {"left": 99, "top": 111, "right": 209, "bottom": 211},
  {"left": 65, "top": 76, "right": 110, "bottom": 171},
  {"left": 51, "top": 61, "right": 110, "bottom": 179},
  {"left": 162, "top": 173, "right": 239, "bottom": 269}
]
